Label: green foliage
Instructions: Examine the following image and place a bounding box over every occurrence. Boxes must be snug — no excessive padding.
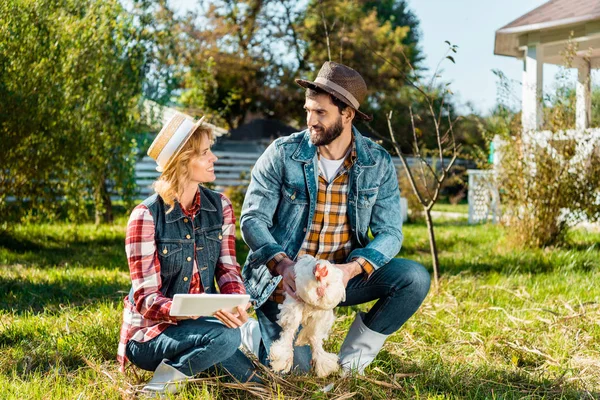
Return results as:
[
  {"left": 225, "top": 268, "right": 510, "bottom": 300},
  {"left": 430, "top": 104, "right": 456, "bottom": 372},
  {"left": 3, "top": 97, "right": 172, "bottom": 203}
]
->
[
  {"left": 0, "top": 0, "right": 146, "bottom": 223},
  {"left": 145, "top": 0, "right": 432, "bottom": 137},
  {"left": 302, "top": 0, "right": 430, "bottom": 146},
  {"left": 1, "top": 218, "right": 599, "bottom": 398},
  {"left": 222, "top": 184, "right": 248, "bottom": 217}
]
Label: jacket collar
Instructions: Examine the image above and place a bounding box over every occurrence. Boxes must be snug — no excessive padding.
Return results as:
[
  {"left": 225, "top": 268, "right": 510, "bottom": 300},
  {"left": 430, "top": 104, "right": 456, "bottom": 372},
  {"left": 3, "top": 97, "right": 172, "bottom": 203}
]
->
[
  {"left": 199, "top": 185, "right": 218, "bottom": 212},
  {"left": 292, "top": 126, "right": 376, "bottom": 167},
  {"left": 352, "top": 126, "right": 376, "bottom": 168},
  {"left": 291, "top": 129, "right": 317, "bottom": 163},
  {"left": 165, "top": 185, "right": 217, "bottom": 223}
]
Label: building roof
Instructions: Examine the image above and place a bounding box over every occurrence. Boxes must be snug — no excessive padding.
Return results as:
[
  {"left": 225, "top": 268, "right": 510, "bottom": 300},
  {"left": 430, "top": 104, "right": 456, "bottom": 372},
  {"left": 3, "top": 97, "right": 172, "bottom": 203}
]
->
[
  {"left": 223, "top": 119, "right": 297, "bottom": 141},
  {"left": 495, "top": 0, "right": 600, "bottom": 58},
  {"left": 501, "top": 0, "right": 600, "bottom": 32}
]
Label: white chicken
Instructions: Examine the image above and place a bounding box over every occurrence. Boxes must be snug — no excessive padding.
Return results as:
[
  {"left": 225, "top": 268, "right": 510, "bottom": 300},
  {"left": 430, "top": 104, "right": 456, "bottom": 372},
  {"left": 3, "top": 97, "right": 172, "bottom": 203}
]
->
[{"left": 269, "top": 255, "right": 346, "bottom": 377}]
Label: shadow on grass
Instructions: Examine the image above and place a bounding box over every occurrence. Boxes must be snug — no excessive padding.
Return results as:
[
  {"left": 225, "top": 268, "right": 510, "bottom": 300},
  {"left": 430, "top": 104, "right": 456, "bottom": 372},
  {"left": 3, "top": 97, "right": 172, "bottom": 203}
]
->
[
  {"left": 0, "top": 230, "right": 127, "bottom": 270},
  {"left": 0, "top": 275, "right": 127, "bottom": 315},
  {"left": 1, "top": 229, "right": 253, "bottom": 271},
  {"left": 401, "top": 220, "right": 599, "bottom": 276}
]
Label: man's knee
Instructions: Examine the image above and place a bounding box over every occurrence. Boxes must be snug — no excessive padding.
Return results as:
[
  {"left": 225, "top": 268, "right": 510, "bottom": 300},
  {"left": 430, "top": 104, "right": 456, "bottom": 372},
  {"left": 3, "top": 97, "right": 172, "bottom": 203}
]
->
[{"left": 386, "top": 258, "right": 431, "bottom": 300}]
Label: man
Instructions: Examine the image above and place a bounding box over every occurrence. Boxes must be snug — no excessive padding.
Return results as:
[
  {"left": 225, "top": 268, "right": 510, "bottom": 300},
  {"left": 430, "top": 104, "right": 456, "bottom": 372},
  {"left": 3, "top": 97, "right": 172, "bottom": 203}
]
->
[{"left": 240, "top": 61, "right": 430, "bottom": 374}]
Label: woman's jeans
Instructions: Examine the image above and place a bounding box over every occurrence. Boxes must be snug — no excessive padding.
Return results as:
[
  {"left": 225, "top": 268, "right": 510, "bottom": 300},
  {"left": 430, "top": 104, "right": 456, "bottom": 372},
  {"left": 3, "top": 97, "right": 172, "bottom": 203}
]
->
[
  {"left": 255, "top": 257, "right": 431, "bottom": 371},
  {"left": 126, "top": 317, "right": 257, "bottom": 382}
]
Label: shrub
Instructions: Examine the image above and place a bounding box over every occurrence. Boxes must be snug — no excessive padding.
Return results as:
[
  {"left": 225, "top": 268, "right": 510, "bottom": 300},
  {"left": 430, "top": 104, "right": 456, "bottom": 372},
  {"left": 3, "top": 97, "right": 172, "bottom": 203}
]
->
[{"left": 496, "top": 129, "right": 600, "bottom": 247}]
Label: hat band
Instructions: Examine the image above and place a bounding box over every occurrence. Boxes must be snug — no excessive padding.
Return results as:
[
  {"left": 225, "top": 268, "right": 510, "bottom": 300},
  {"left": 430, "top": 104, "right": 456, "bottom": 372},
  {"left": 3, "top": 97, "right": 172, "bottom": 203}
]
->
[
  {"left": 315, "top": 77, "right": 360, "bottom": 109},
  {"left": 156, "top": 118, "right": 196, "bottom": 170},
  {"left": 148, "top": 113, "right": 186, "bottom": 160}
]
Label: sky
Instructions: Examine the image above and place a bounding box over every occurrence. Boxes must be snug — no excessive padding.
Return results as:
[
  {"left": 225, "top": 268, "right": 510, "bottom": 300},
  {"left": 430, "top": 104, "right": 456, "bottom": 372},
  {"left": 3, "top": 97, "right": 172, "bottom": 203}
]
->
[
  {"left": 170, "top": 0, "right": 583, "bottom": 116},
  {"left": 406, "top": 0, "right": 551, "bottom": 115}
]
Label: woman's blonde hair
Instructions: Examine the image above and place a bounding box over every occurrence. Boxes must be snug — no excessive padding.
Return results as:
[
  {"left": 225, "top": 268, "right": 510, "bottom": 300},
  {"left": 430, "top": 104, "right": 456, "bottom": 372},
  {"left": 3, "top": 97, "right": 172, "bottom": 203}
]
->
[{"left": 153, "top": 125, "right": 213, "bottom": 213}]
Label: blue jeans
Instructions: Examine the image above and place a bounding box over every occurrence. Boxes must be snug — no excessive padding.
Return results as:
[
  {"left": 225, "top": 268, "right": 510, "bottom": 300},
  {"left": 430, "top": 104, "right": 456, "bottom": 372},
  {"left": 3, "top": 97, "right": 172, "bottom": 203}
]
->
[
  {"left": 125, "top": 317, "right": 258, "bottom": 382},
  {"left": 256, "top": 257, "right": 430, "bottom": 370}
]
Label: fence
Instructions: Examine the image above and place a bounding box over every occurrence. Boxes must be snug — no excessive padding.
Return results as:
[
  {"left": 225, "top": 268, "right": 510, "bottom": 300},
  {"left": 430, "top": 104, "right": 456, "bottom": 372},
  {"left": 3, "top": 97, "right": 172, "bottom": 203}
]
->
[
  {"left": 467, "top": 169, "right": 500, "bottom": 224},
  {"left": 135, "top": 151, "right": 257, "bottom": 197},
  {"left": 135, "top": 151, "right": 474, "bottom": 198}
]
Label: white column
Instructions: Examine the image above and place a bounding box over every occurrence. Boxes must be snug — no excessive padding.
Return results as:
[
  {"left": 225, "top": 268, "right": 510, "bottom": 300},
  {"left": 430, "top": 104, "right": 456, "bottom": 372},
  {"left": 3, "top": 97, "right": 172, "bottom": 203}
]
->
[
  {"left": 576, "top": 60, "right": 591, "bottom": 130},
  {"left": 522, "top": 45, "right": 543, "bottom": 132}
]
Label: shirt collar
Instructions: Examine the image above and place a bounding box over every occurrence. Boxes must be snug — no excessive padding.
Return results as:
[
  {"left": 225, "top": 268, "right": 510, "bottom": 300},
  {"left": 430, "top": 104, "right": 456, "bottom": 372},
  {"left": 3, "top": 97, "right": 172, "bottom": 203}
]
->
[{"left": 180, "top": 189, "right": 202, "bottom": 217}]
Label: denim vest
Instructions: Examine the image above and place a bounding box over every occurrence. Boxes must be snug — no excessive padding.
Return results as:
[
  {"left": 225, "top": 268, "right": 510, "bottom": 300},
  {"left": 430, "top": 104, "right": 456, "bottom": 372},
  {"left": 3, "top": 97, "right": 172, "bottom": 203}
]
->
[
  {"left": 128, "top": 185, "right": 223, "bottom": 305},
  {"left": 240, "top": 127, "right": 404, "bottom": 307}
]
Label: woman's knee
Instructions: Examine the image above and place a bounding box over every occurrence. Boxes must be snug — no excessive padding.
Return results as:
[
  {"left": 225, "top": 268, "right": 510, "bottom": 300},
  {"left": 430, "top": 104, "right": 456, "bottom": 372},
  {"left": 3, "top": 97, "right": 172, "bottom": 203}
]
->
[{"left": 209, "top": 325, "right": 242, "bottom": 357}]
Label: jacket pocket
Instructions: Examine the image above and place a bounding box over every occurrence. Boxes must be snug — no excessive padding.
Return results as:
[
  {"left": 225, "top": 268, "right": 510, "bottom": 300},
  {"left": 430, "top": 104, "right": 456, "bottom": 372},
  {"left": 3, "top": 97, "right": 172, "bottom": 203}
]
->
[
  {"left": 204, "top": 227, "right": 223, "bottom": 262},
  {"left": 156, "top": 241, "right": 183, "bottom": 277},
  {"left": 357, "top": 188, "right": 379, "bottom": 209},
  {"left": 281, "top": 181, "right": 308, "bottom": 205}
]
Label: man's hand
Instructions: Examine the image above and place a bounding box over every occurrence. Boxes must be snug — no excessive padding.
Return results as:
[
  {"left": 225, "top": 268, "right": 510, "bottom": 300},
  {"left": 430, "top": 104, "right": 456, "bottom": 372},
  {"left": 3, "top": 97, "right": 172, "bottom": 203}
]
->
[
  {"left": 335, "top": 261, "right": 363, "bottom": 288},
  {"left": 214, "top": 302, "right": 251, "bottom": 329},
  {"left": 276, "top": 258, "right": 299, "bottom": 300}
]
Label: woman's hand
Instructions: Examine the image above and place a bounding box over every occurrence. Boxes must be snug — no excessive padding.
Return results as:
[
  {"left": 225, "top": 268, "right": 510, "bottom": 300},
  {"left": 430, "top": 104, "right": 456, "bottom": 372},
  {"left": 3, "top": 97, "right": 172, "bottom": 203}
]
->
[{"left": 214, "top": 302, "right": 251, "bottom": 328}]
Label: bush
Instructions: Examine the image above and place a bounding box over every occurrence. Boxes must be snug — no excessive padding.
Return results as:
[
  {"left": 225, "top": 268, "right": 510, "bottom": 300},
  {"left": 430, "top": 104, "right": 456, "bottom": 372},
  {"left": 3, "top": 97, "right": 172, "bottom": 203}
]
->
[
  {"left": 497, "top": 130, "right": 600, "bottom": 247},
  {"left": 222, "top": 172, "right": 249, "bottom": 216}
]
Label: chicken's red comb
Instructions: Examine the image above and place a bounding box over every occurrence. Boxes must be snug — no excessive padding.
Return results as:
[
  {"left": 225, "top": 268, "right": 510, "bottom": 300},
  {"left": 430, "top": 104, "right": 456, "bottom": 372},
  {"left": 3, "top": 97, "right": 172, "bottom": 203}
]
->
[{"left": 314, "top": 263, "right": 329, "bottom": 280}]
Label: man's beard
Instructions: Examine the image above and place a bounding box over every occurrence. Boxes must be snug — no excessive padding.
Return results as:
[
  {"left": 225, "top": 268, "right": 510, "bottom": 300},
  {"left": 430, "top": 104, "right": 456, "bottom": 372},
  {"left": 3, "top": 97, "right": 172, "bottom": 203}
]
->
[{"left": 309, "top": 116, "right": 344, "bottom": 146}]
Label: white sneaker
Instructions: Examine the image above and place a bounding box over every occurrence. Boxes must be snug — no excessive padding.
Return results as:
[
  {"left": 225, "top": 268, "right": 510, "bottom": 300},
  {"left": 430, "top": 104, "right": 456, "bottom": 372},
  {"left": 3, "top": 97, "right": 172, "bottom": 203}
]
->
[{"left": 142, "top": 360, "right": 189, "bottom": 395}]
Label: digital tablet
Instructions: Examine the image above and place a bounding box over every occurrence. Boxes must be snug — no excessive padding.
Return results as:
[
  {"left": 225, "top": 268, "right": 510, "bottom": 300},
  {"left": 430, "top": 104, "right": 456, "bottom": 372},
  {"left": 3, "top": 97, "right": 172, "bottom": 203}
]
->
[{"left": 170, "top": 294, "right": 250, "bottom": 317}]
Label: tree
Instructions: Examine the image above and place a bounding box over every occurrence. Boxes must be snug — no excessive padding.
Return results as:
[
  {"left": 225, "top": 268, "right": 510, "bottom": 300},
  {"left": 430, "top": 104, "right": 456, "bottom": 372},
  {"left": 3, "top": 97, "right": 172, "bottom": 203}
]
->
[
  {"left": 162, "top": 0, "right": 431, "bottom": 135},
  {"left": 173, "top": 0, "right": 285, "bottom": 129},
  {"left": 379, "top": 43, "right": 461, "bottom": 288},
  {"left": 299, "top": 0, "right": 433, "bottom": 145},
  {"left": 0, "top": 0, "right": 147, "bottom": 223}
]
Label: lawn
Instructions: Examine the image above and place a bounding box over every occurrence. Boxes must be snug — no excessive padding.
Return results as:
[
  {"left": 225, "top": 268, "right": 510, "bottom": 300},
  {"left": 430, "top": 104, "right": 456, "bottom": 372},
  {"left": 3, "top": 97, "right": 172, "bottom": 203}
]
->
[{"left": 0, "top": 210, "right": 599, "bottom": 399}]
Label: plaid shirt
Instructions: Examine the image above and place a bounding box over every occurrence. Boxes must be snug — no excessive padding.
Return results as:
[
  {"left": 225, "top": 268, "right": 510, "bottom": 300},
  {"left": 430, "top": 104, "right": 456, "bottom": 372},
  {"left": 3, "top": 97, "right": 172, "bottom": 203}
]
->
[
  {"left": 117, "top": 190, "right": 245, "bottom": 372},
  {"left": 267, "top": 142, "right": 373, "bottom": 303}
]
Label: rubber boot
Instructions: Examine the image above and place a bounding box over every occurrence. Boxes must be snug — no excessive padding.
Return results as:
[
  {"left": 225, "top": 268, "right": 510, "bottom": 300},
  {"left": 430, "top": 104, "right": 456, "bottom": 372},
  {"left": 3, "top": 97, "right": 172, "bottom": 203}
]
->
[{"left": 338, "top": 312, "right": 389, "bottom": 375}]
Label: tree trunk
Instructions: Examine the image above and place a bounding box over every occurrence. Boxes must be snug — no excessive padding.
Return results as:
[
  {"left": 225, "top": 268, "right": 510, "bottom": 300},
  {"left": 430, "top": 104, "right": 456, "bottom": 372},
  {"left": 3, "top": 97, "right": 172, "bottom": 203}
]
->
[
  {"left": 423, "top": 208, "right": 440, "bottom": 288},
  {"left": 95, "top": 179, "right": 113, "bottom": 225}
]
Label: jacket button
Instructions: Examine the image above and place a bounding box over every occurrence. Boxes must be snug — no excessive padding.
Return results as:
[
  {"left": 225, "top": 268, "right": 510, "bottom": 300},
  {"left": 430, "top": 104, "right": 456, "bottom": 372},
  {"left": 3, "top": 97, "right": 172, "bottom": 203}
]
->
[
  {"left": 186, "top": 234, "right": 191, "bottom": 239},
  {"left": 218, "top": 234, "right": 223, "bottom": 240},
  {"left": 187, "top": 256, "right": 192, "bottom": 262},
  {"left": 184, "top": 218, "right": 189, "bottom": 223},
  {"left": 303, "top": 227, "right": 307, "bottom": 232},
  {"left": 183, "top": 276, "right": 188, "bottom": 282},
  {"left": 162, "top": 248, "right": 168, "bottom": 254}
]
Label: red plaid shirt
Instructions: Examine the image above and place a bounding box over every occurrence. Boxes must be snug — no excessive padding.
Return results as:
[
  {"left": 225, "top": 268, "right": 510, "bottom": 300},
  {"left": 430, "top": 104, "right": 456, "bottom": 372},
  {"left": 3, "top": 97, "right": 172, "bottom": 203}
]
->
[{"left": 117, "top": 190, "right": 245, "bottom": 372}]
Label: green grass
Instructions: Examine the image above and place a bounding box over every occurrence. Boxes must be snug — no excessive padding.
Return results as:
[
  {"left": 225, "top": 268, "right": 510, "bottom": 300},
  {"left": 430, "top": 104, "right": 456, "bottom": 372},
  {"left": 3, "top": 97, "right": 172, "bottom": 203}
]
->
[
  {"left": 0, "top": 218, "right": 599, "bottom": 399},
  {"left": 431, "top": 203, "right": 469, "bottom": 214}
]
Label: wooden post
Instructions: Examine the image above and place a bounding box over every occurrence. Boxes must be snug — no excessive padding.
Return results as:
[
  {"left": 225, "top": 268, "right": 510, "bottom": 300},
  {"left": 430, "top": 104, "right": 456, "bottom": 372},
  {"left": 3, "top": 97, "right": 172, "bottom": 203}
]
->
[
  {"left": 522, "top": 45, "right": 543, "bottom": 132},
  {"left": 576, "top": 59, "right": 591, "bottom": 130}
]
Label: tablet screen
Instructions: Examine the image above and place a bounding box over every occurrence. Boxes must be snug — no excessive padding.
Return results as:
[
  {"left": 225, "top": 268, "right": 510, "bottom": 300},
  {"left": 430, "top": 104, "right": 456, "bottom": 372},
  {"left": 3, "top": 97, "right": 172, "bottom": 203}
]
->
[{"left": 170, "top": 294, "right": 250, "bottom": 317}]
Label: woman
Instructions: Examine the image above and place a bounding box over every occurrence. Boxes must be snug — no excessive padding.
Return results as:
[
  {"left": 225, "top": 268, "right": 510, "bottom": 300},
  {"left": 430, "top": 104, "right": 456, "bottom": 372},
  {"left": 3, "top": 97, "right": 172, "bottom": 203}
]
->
[{"left": 117, "top": 112, "right": 258, "bottom": 394}]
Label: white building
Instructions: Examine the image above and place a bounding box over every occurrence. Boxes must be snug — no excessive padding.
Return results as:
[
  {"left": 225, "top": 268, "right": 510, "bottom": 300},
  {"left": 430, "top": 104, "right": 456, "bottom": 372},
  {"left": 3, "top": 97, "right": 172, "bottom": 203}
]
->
[{"left": 494, "top": 0, "right": 600, "bottom": 131}]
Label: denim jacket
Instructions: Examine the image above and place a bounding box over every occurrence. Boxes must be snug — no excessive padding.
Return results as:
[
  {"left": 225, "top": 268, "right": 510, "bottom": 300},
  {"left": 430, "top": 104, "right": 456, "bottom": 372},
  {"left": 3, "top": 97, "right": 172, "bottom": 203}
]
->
[
  {"left": 128, "top": 185, "right": 223, "bottom": 305},
  {"left": 240, "top": 127, "right": 403, "bottom": 307}
]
